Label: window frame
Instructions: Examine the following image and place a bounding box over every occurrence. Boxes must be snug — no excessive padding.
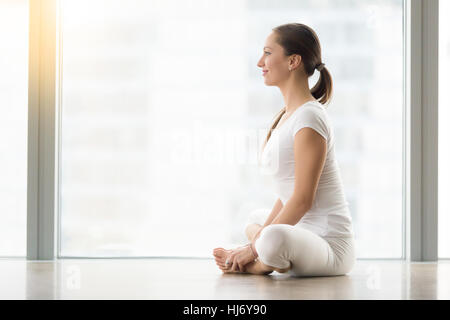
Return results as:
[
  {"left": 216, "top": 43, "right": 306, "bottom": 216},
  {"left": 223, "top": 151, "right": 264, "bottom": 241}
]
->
[
  {"left": 25, "top": 0, "right": 439, "bottom": 261},
  {"left": 404, "top": 0, "right": 439, "bottom": 261},
  {"left": 27, "top": 0, "right": 58, "bottom": 260}
]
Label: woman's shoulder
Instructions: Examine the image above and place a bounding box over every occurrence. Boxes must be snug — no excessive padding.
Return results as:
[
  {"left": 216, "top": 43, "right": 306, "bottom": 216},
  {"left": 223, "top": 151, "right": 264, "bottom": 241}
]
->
[
  {"left": 303, "top": 100, "right": 326, "bottom": 111},
  {"left": 293, "top": 101, "right": 328, "bottom": 121},
  {"left": 289, "top": 100, "right": 331, "bottom": 139}
]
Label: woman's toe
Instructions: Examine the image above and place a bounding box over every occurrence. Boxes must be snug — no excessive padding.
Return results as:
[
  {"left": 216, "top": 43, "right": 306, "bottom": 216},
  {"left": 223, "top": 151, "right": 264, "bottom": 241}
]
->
[
  {"left": 215, "top": 258, "right": 227, "bottom": 267},
  {"left": 214, "top": 248, "right": 227, "bottom": 259},
  {"left": 216, "top": 260, "right": 226, "bottom": 267}
]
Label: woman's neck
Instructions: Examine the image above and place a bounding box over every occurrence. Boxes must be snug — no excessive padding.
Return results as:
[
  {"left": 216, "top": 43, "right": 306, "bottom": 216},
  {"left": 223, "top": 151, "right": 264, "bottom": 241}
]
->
[{"left": 279, "top": 76, "right": 316, "bottom": 114}]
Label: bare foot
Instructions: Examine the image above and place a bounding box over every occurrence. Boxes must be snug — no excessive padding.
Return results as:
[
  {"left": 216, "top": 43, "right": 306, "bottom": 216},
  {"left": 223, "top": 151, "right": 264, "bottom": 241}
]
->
[
  {"left": 213, "top": 248, "right": 243, "bottom": 274},
  {"left": 213, "top": 247, "right": 275, "bottom": 275}
]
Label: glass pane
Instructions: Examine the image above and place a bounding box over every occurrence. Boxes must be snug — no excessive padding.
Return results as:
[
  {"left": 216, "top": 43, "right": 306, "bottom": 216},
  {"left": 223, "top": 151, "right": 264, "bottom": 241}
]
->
[
  {"left": 0, "top": 0, "right": 29, "bottom": 257},
  {"left": 59, "top": 0, "right": 404, "bottom": 258},
  {"left": 439, "top": 0, "right": 450, "bottom": 258}
]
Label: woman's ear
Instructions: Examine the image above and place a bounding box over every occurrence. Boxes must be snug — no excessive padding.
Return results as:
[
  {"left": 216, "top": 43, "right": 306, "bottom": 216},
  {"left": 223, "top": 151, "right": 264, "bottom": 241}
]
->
[{"left": 289, "top": 54, "right": 302, "bottom": 71}]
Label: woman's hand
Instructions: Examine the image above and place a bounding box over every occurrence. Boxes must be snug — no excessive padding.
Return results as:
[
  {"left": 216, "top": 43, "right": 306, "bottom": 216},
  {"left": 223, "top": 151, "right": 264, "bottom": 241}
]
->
[{"left": 226, "top": 244, "right": 257, "bottom": 272}]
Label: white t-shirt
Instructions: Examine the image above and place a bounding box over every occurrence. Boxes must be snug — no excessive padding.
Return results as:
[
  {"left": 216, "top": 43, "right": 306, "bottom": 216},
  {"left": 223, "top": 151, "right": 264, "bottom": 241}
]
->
[{"left": 259, "top": 100, "right": 354, "bottom": 238}]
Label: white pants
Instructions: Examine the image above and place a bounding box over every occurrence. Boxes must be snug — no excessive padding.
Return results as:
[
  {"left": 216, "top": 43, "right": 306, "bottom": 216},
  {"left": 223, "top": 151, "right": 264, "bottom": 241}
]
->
[{"left": 246, "top": 211, "right": 356, "bottom": 277}]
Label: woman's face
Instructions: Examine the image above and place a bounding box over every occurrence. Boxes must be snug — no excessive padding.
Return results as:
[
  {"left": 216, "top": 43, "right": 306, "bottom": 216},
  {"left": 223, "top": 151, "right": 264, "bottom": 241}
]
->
[{"left": 257, "top": 32, "right": 291, "bottom": 86}]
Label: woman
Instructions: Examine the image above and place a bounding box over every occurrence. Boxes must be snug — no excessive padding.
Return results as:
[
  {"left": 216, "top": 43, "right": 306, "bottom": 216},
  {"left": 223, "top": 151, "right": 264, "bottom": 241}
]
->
[{"left": 213, "top": 23, "right": 356, "bottom": 277}]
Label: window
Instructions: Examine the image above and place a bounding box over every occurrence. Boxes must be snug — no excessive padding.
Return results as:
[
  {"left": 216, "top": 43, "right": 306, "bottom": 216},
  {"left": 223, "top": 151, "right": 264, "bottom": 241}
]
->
[
  {"left": 0, "top": 0, "right": 29, "bottom": 257},
  {"left": 58, "top": 0, "right": 404, "bottom": 258},
  {"left": 439, "top": 0, "right": 449, "bottom": 258}
]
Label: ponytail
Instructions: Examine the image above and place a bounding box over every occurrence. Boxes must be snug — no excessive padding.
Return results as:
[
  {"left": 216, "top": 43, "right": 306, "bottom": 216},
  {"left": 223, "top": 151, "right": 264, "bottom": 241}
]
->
[{"left": 311, "top": 66, "right": 333, "bottom": 106}]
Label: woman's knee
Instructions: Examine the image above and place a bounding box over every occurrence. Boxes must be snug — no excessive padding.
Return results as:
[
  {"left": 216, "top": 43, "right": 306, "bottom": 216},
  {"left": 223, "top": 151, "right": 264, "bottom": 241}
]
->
[{"left": 255, "top": 225, "right": 289, "bottom": 264}]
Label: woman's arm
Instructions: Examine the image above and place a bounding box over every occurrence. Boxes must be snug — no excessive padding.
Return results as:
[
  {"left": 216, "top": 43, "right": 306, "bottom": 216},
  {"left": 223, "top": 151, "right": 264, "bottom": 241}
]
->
[
  {"left": 270, "top": 127, "right": 326, "bottom": 225},
  {"left": 251, "top": 127, "right": 326, "bottom": 243}
]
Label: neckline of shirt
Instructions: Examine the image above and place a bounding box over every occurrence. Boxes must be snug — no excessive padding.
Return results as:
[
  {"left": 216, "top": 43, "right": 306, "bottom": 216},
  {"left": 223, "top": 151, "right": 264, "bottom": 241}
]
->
[{"left": 275, "top": 100, "right": 321, "bottom": 132}]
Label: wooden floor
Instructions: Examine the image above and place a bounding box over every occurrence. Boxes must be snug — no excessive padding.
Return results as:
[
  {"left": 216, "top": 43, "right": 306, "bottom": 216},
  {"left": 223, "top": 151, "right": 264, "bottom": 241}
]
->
[{"left": 0, "top": 258, "right": 449, "bottom": 299}]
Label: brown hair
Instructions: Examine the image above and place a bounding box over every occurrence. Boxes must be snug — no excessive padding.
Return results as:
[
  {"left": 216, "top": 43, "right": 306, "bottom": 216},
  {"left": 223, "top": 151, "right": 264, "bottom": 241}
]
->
[{"left": 262, "top": 23, "right": 333, "bottom": 150}]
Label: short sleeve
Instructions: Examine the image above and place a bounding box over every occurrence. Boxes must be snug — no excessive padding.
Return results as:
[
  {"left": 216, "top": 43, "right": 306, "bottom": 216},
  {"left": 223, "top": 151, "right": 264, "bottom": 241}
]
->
[{"left": 290, "top": 106, "right": 329, "bottom": 141}]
